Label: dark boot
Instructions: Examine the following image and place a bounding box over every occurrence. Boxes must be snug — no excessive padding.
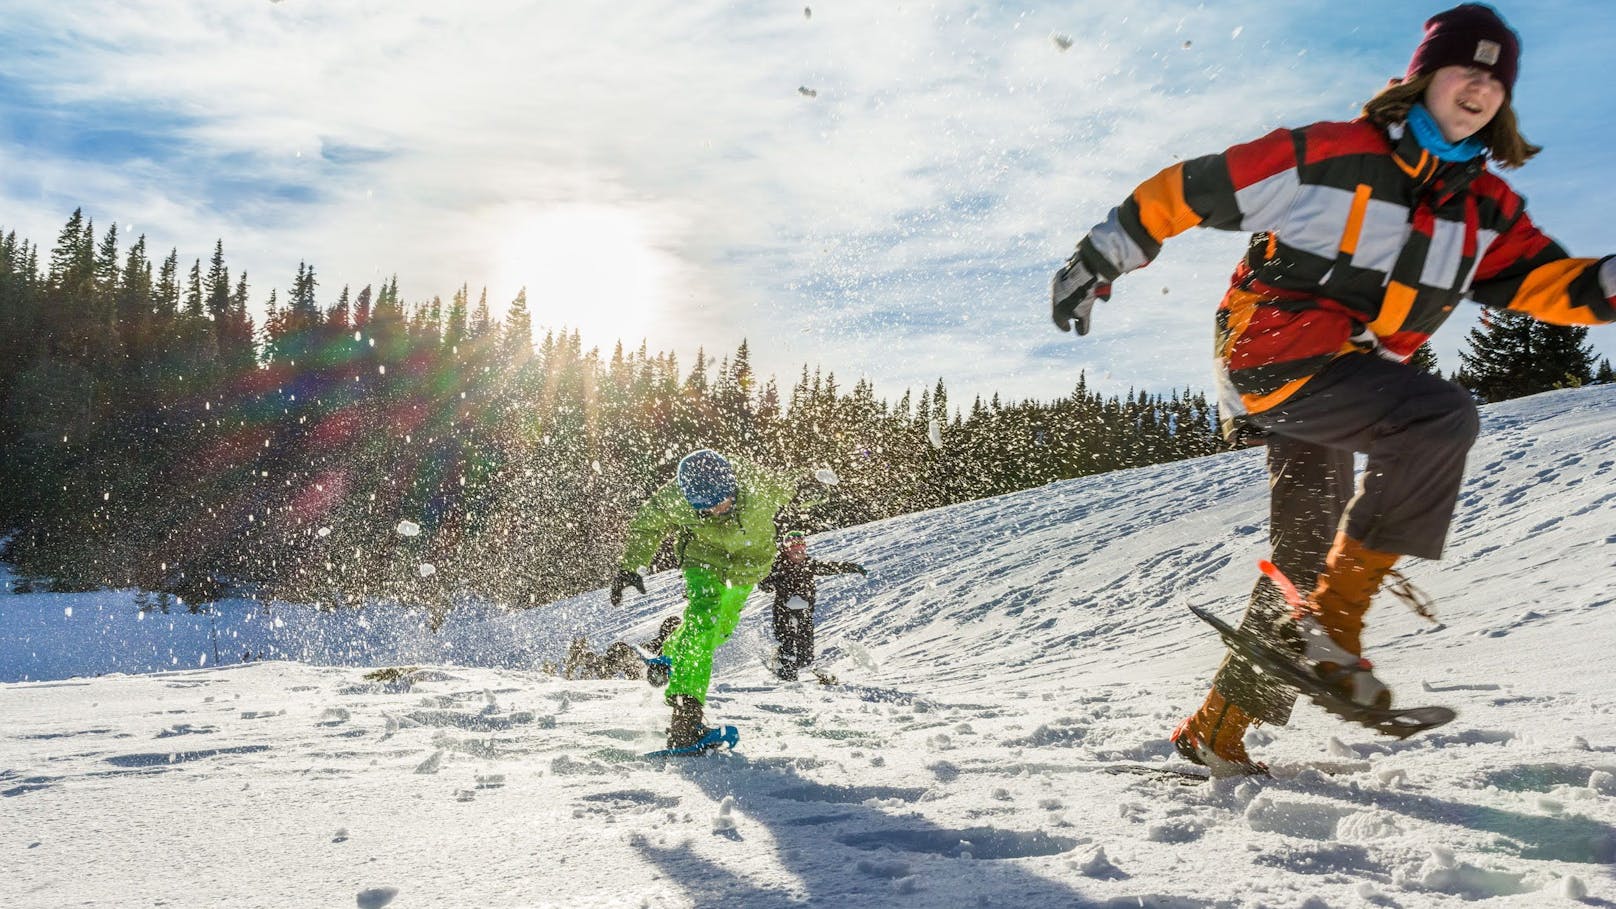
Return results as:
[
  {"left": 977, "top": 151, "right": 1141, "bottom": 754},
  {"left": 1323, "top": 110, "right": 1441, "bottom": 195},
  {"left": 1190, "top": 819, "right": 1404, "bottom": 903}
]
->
[
  {"left": 666, "top": 695, "right": 706, "bottom": 750},
  {"left": 771, "top": 646, "right": 799, "bottom": 681}
]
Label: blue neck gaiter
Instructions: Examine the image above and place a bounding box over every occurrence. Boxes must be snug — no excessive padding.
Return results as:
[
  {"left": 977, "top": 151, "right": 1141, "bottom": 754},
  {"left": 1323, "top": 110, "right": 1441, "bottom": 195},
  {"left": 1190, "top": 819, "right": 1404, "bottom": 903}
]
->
[{"left": 1406, "top": 103, "right": 1487, "bottom": 163}]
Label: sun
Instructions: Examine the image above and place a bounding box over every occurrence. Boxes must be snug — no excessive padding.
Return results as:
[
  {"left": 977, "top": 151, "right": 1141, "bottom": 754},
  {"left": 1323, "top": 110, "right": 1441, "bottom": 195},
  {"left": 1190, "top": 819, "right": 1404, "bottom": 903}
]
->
[{"left": 492, "top": 204, "right": 674, "bottom": 351}]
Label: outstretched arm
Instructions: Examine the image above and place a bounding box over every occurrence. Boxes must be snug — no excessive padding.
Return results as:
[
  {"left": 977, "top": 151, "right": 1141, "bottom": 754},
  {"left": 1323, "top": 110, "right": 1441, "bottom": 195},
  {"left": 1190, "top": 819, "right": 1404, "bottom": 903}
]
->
[
  {"left": 1468, "top": 210, "right": 1616, "bottom": 325},
  {"left": 620, "top": 482, "right": 684, "bottom": 571},
  {"left": 1055, "top": 127, "right": 1304, "bottom": 334}
]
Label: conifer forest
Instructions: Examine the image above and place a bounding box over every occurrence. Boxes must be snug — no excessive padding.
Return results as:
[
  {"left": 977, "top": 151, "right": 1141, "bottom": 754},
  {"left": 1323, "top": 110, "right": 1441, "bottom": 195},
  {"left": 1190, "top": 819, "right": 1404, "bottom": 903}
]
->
[{"left": 0, "top": 211, "right": 1233, "bottom": 612}]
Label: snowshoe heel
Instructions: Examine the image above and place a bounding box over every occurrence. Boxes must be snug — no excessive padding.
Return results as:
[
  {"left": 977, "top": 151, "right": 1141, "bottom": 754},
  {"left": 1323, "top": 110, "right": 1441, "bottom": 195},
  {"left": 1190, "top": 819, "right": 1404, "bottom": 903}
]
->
[
  {"left": 1169, "top": 710, "right": 1266, "bottom": 778},
  {"left": 1292, "top": 615, "right": 1391, "bottom": 710},
  {"left": 644, "top": 655, "right": 672, "bottom": 688}
]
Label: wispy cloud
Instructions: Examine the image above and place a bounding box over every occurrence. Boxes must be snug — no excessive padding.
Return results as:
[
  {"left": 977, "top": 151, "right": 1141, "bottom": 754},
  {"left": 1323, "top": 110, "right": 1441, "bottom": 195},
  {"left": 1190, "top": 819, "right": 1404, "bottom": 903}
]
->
[{"left": 1, "top": 0, "right": 1610, "bottom": 406}]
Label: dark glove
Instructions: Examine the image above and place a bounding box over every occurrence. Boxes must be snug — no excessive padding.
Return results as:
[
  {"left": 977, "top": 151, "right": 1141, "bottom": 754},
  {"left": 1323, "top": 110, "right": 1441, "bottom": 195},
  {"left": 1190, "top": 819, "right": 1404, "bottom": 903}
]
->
[
  {"left": 609, "top": 569, "right": 645, "bottom": 606},
  {"left": 852, "top": 564, "right": 867, "bottom": 575},
  {"left": 1051, "top": 249, "right": 1112, "bottom": 336}
]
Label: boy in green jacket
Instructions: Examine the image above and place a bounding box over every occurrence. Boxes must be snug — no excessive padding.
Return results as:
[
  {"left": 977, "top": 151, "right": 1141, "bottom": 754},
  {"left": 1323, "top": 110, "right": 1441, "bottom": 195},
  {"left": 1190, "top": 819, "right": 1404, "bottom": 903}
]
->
[{"left": 611, "top": 449, "right": 827, "bottom": 752}]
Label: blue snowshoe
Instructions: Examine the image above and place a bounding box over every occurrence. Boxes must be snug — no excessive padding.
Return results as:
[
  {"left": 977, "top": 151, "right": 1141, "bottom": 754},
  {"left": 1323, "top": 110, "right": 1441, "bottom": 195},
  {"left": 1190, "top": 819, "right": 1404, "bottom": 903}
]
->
[{"left": 643, "top": 725, "right": 739, "bottom": 758}]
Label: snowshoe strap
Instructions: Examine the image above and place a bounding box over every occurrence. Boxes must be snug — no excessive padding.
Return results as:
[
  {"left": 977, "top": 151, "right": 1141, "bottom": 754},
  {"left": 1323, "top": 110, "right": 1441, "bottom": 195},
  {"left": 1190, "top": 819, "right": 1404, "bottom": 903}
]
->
[
  {"left": 1257, "top": 560, "right": 1306, "bottom": 612},
  {"left": 1260, "top": 559, "right": 1435, "bottom": 624},
  {"left": 1383, "top": 569, "right": 1437, "bottom": 623}
]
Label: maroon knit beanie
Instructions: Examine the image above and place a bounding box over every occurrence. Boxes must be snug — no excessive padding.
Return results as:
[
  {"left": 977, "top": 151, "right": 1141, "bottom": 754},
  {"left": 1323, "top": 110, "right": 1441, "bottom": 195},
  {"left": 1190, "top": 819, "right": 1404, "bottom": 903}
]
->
[{"left": 1405, "top": 4, "right": 1521, "bottom": 96}]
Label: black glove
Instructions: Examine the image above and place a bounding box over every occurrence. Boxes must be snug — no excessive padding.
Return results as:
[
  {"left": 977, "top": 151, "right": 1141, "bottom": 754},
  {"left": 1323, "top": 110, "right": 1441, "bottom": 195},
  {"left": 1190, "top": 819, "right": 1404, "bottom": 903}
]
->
[
  {"left": 609, "top": 569, "right": 645, "bottom": 606},
  {"left": 1051, "top": 249, "right": 1113, "bottom": 336},
  {"left": 852, "top": 564, "right": 867, "bottom": 575}
]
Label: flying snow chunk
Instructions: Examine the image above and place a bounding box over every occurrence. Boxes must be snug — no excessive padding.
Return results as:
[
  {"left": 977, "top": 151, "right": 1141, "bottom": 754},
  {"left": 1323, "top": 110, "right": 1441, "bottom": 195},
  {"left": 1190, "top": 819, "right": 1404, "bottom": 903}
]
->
[
  {"left": 1052, "top": 33, "right": 1073, "bottom": 51},
  {"left": 927, "top": 418, "right": 944, "bottom": 449},
  {"left": 798, "top": 86, "right": 818, "bottom": 98},
  {"left": 712, "top": 795, "right": 739, "bottom": 835},
  {"left": 418, "top": 563, "right": 436, "bottom": 578},
  {"left": 1231, "top": 26, "right": 1244, "bottom": 39},
  {"left": 396, "top": 520, "right": 421, "bottom": 537},
  {"left": 814, "top": 467, "right": 840, "bottom": 486},
  {"left": 317, "top": 526, "right": 332, "bottom": 538}
]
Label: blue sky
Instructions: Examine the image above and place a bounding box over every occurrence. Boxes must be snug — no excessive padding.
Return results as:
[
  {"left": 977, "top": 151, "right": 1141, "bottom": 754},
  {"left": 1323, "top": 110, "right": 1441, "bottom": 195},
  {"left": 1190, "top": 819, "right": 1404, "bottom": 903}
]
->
[{"left": 2, "top": 1, "right": 1611, "bottom": 406}]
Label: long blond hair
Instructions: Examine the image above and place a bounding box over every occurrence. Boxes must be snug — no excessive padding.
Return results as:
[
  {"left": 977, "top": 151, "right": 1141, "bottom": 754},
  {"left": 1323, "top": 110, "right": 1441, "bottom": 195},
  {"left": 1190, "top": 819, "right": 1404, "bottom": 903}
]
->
[{"left": 1361, "top": 73, "right": 1541, "bottom": 169}]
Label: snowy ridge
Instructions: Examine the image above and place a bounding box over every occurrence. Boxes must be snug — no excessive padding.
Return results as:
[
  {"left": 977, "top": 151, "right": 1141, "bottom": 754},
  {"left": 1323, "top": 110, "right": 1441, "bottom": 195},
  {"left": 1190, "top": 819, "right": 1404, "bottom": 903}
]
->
[{"left": 3, "top": 385, "right": 1615, "bottom": 907}]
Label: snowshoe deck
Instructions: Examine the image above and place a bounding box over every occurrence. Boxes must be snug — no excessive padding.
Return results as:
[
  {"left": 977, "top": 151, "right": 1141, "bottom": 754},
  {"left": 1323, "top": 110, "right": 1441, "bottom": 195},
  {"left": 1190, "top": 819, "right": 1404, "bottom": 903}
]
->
[
  {"left": 1190, "top": 604, "right": 1455, "bottom": 739},
  {"left": 1105, "top": 760, "right": 1372, "bottom": 785},
  {"left": 643, "top": 724, "right": 739, "bottom": 759},
  {"left": 1104, "top": 764, "right": 1212, "bottom": 785}
]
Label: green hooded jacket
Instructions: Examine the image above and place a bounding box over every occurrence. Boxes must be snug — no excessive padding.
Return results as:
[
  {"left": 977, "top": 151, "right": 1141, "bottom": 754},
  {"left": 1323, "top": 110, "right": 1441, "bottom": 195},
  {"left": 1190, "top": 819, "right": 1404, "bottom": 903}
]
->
[{"left": 620, "top": 458, "right": 805, "bottom": 587}]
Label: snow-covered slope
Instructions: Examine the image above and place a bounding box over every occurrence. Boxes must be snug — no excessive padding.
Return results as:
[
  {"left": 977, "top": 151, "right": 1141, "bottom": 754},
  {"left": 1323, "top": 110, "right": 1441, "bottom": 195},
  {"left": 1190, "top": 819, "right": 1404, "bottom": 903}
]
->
[{"left": 3, "top": 386, "right": 1614, "bottom": 908}]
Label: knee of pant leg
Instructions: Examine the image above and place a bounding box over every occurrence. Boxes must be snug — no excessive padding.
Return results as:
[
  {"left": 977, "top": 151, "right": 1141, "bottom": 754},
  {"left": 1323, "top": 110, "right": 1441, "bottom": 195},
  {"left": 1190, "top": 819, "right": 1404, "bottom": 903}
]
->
[
  {"left": 1406, "top": 389, "right": 1480, "bottom": 451},
  {"left": 1451, "top": 394, "right": 1481, "bottom": 445}
]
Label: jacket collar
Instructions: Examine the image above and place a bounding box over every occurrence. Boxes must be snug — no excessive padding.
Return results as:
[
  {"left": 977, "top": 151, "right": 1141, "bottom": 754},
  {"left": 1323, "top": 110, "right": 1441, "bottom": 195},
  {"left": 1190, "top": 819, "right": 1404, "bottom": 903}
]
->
[{"left": 1385, "top": 120, "right": 1486, "bottom": 204}]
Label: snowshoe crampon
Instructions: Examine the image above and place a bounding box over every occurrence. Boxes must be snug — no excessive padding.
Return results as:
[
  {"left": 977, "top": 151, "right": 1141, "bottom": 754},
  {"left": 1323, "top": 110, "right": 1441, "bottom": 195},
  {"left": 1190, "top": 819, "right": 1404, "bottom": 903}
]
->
[
  {"left": 1189, "top": 604, "right": 1454, "bottom": 739},
  {"left": 643, "top": 724, "right": 740, "bottom": 759}
]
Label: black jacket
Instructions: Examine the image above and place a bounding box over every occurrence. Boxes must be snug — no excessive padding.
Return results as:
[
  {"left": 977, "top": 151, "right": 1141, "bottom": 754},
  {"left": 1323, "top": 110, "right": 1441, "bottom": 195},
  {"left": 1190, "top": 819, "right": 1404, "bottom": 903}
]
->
[{"left": 758, "top": 555, "right": 863, "bottom": 611}]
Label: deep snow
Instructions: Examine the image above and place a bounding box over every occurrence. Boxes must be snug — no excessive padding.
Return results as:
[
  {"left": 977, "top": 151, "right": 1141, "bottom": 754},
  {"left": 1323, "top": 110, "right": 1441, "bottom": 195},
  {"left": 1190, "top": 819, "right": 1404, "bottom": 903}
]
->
[{"left": 3, "top": 385, "right": 1615, "bottom": 908}]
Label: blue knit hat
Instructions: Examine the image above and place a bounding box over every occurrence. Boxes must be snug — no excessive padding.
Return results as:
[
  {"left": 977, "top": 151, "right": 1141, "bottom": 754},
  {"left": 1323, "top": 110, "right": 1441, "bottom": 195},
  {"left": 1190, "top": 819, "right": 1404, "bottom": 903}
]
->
[{"left": 676, "top": 449, "right": 737, "bottom": 511}]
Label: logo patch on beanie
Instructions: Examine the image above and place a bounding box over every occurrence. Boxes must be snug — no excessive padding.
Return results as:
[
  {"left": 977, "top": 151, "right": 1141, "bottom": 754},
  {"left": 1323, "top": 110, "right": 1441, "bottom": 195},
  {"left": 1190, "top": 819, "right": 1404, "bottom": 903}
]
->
[{"left": 1473, "top": 39, "right": 1501, "bottom": 66}]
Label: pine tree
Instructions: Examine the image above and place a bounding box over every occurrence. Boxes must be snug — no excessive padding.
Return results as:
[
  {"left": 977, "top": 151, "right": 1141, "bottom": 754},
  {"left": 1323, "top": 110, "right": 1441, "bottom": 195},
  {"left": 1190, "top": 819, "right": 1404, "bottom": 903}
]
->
[
  {"left": 1528, "top": 321, "right": 1596, "bottom": 390},
  {"left": 1457, "top": 309, "right": 1534, "bottom": 401},
  {"left": 1458, "top": 309, "right": 1597, "bottom": 401},
  {"left": 1409, "top": 341, "right": 1440, "bottom": 376},
  {"left": 501, "top": 288, "right": 532, "bottom": 361}
]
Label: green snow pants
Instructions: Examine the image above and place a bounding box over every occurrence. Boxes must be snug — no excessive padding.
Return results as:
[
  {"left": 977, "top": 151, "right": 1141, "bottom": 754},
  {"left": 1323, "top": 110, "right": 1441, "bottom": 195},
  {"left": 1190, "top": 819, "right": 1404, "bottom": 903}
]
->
[{"left": 663, "top": 566, "right": 754, "bottom": 705}]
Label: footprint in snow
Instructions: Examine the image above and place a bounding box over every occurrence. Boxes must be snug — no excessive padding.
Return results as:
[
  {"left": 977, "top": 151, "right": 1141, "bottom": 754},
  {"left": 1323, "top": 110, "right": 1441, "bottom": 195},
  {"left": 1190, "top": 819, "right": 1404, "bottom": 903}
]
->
[
  {"left": 838, "top": 826, "right": 1077, "bottom": 859},
  {"left": 155, "top": 723, "right": 217, "bottom": 738}
]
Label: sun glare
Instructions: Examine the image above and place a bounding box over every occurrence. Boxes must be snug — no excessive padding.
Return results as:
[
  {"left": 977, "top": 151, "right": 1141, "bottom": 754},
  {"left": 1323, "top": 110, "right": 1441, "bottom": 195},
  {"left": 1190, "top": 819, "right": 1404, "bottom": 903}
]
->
[{"left": 493, "top": 205, "right": 673, "bottom": 351}]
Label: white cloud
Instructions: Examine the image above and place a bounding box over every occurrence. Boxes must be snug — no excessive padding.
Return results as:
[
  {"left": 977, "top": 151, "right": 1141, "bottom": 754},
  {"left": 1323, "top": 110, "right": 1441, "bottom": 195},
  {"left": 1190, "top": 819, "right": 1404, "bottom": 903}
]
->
[{"left": 2, "top": 0, "right": 1611, "bottom": 406}]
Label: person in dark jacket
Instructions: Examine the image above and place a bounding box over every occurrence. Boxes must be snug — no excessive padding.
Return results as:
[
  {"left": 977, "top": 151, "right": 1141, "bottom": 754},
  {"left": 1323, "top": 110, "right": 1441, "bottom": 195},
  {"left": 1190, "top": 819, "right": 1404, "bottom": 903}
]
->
[
  {"left": 1050, "top": 4, "right": 1615, "bottom": 775},
  {"left": 759, "top": 530, "right": 865, "bottom": 681}
]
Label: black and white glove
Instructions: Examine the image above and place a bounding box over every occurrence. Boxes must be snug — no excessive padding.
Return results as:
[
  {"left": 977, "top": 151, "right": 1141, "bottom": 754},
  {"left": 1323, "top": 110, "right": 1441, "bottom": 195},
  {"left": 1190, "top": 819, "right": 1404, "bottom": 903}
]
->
[
  {"left": 1051, "top": 250, "right": 1113, "bottom": 336},
  {"left": 609, "top": 569, "right": 646, "bottom": 606}
]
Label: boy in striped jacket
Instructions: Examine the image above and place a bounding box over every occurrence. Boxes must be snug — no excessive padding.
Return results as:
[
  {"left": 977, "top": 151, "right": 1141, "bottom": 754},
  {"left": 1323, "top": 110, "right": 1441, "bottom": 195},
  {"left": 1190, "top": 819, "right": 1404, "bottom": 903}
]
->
[{"left": 1050, "top": 4, "right": 1615, "bottom": 775}]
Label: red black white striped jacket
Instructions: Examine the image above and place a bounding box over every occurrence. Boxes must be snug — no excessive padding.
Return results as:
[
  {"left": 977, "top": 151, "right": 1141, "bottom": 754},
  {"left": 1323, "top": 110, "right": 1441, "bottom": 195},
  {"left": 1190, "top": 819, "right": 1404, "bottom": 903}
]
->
[{"left": 1073, "top": 118, "right": 1616, "bottom": 439}]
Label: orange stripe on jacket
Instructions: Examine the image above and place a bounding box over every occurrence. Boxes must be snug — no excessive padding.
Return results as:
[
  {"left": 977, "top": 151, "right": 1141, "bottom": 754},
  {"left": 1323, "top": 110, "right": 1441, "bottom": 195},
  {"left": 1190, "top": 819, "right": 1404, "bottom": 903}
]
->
[
  {"left": 1241, "top": 376, "right": 1314, "bottom": 414},
  {"left": 1216, "top": 287, "right": 1264, "bottom": 360},
  {"left": 1338, "top": 184, "right": 1372, "bottom": 256},
  {"left": 1368, "top": 281, "right": 1418, "bottom": 337},
  {"left": 1132, "top": 163, "right": 1203, "bottom": 243},
  {"left": 1505, "top": 258, "right": 1606, "bottom": 325}
]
